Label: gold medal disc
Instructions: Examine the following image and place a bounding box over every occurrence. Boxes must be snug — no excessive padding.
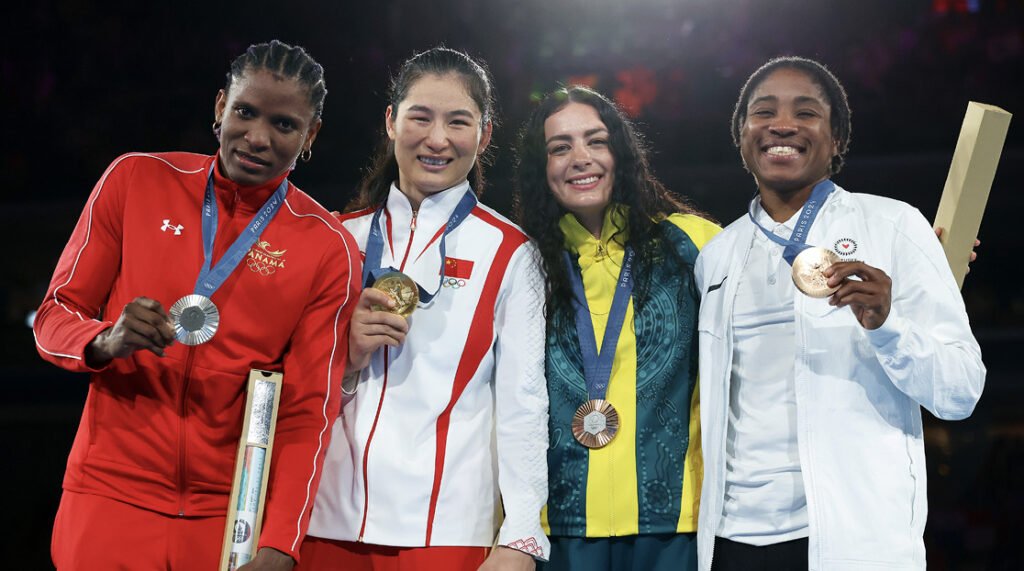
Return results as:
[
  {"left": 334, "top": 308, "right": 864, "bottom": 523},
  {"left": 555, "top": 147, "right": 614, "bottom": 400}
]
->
[
  {"left": 371, "top": 271, "right": 419, "bottom": 318},
  {"left": 572, "top": 399, "right": 619, "bottom": 449},
  {"left": 792, "top": 247, "right": 841, "bottom": 298}
]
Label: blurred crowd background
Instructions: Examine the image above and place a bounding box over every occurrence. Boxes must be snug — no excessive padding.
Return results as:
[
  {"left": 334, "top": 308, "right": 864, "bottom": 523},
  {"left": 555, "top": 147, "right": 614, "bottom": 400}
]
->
[{"left": 3, "top": 0, "right": 1021, "bottom": 568}]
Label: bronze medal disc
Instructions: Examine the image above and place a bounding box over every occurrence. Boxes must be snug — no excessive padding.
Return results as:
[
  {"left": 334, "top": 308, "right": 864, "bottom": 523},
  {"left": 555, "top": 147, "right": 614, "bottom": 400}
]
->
[
  {"left": 792, "top": 247, "right": 841, "bottom": 298},
  {"left": 572, "top": 399, "right": 620, "bottom": 449},
  {"left": 371, "top": 271, "right": 419, "bottom": 318}
]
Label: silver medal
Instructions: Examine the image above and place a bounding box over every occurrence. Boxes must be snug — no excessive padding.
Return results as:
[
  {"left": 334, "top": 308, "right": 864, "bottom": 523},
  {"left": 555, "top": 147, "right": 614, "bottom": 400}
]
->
[{"left": 170, "top": 294, "right": 220, "bottom": 345}]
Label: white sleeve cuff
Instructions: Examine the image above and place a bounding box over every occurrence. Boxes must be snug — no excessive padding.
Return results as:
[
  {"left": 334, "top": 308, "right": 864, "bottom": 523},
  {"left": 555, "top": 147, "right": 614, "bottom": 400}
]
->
[{"left": 864, "top": 306, "right": 905, "bottom": 355}]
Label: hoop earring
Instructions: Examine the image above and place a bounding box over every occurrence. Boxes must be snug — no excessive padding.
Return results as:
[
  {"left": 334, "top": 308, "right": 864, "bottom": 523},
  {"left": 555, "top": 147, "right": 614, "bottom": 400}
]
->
[
  {"left": 212, "top": 121, "right": 222, "bottom": 138},
  {"left": 300, "top": 148, "right": 312, "bottom": 163}
]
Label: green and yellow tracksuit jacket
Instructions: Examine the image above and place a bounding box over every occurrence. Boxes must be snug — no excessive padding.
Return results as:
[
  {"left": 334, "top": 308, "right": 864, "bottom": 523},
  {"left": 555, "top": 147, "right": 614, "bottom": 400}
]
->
[{"left": 542, "top": 205, "right": 721, "bottom": 537}]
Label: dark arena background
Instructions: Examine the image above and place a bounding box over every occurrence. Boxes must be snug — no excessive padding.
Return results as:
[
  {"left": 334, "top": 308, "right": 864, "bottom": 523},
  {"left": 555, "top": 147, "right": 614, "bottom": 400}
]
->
[{"left": 3, "top": 0, "right": 1022, "bottom": 568}]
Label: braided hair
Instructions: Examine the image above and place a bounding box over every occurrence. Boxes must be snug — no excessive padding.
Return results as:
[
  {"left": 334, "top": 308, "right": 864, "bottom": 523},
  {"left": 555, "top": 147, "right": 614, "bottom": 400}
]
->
[{"left": 226, "top": 39, "right": 327, "bottom": 120}]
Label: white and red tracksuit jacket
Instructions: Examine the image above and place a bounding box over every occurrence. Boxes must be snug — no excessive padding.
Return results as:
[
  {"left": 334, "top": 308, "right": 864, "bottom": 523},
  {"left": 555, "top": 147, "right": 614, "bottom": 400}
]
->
[
  {"left": 307, "top": 182, "right": 550, "bottom": 560},
  {"left": 33, "top": 152, "right": 361, "bottom": 561}
]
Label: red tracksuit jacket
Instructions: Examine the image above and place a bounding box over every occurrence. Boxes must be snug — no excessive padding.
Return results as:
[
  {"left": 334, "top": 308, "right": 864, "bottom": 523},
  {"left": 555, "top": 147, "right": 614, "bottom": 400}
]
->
[{"left": 33, "top": 152, "right": 360, "bottom": 560}]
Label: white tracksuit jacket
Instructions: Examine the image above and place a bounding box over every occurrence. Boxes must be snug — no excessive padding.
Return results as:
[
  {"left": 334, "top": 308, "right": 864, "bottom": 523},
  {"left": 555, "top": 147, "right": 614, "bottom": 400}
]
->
[
  {"left": 308, "top": 182, "right": 550, "bottom": 560},
  {"left": 695, "top": 185, "right": 985, "bottom": 570}
]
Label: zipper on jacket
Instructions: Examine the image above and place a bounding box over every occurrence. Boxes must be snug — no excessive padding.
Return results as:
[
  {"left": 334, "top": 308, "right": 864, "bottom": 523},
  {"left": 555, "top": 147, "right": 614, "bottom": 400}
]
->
[
  {"left": 177, "top": 346, "right": 197, "bottom": 516},
  {"left": 358, "top": 208, "right": 416, "bottom": 540},
  {"left": 357, "top": 347, "right": 390, "bottom": 541},
  {"left": 356, "top": 209, "right": 415, "bottom": 540},
  {"left": 396, "top": 209, "right": 418, "bottom": 271}
]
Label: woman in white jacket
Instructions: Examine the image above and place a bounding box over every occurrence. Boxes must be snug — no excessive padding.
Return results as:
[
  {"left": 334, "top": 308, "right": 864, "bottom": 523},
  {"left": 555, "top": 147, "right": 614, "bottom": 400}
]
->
[
  {"left": 300, "top": 47, "right": 548, "bottom": 571},
  {"left": 694, "top": 57, "right": 985, "bottom": 571}
]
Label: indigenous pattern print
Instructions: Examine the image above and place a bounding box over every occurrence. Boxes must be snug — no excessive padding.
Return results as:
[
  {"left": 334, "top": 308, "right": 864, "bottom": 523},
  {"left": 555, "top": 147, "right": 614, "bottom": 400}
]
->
[{"left": 545, "top": 218, "right": 702, "bottom": 537}]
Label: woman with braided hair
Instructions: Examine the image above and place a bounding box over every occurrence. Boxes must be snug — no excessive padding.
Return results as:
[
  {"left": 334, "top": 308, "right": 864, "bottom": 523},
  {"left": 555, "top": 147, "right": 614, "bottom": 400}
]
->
[{"left": 35, "top": 40, "right": 360, "bottom": 570}]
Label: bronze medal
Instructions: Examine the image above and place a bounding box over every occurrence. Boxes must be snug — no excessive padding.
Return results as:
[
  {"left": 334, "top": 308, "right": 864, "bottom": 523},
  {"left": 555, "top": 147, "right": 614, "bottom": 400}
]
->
[
  {"left": 572, "top": 399, "right": 620, "bottom": 449},
  {"left": 792, "top": 247, "right": 840, "bottom": 298},
  {"left": 371, "top": 271, "right": 419, "bottom": 318}
]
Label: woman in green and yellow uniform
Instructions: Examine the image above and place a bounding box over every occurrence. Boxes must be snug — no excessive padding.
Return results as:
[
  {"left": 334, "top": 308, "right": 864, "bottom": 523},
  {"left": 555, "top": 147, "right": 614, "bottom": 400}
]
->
[{"left": 514, "top": 86, "right": 719, "bottom": 571}]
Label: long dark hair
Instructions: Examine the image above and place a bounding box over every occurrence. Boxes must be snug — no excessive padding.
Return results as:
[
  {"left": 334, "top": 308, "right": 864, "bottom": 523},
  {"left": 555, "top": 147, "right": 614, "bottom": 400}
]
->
[
  {"left": 514, "top": 86, "right": 705, "bottom": 317},
  {"left": 347, "top": 47, "right": 497, "bottom": 211}
]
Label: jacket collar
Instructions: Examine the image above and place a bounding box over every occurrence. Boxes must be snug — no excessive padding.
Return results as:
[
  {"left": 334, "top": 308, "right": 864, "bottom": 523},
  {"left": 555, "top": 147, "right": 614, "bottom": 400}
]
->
[
  {"left": 384, "top": 180, "right": 473, "bottom": 228},
  {"left": 745, "top": 184, "right": 848, "bottom": 243},
  {"left": 560, "top": 203, "right": 630, "bottom": 254},
  {"left": 211, "top": 153, "right": 290, "bottom": 216}
]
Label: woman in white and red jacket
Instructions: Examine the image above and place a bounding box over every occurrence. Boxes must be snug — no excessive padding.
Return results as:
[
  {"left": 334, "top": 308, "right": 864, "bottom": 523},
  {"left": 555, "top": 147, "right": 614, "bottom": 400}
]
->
[
  {"left": 34, "top": 40, "right": 360, "bottom": 571},
  {"left": 302, "top": 48, "right": 549, "bottom": 571}
]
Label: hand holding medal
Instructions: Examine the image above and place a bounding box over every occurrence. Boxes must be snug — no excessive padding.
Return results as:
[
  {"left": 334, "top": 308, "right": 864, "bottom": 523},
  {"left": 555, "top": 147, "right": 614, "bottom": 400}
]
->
[
  {"left": 171, "top": 169, "right": 288, "bottom": 346},
  {"left": 749, "top": 180, "right": 893, "bottom": 329},
  {"left": 347, "top": 288, "right": 411, "bottom": 372},
  {"left": 86, "top": 297, "right": 176, "bottom": 365},
  {"left": 347, "top": 190, "right": 479, "bottom": 372},
  {"left": 370, "top": 271, "right": 419, "bottom": 318},
  {"left": 791, "top": 247, "right": 841, "bottom": 298},
  {"left": 823, "top": 260, "right": 893, "bottom": 330}
]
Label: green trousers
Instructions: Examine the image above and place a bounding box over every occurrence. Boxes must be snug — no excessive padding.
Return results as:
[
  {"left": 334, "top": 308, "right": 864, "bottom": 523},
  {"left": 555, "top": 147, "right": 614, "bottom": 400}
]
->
[{"left": 539, "top": 533, "right": 697, "bottom": 571}]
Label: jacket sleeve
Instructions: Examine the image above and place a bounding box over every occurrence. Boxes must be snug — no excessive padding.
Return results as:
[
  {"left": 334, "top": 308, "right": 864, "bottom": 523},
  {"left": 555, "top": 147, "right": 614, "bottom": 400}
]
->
[
  {"left": 492, "top": 242, "right": 551, "bottom": 561},
  {"left": 257, "top": 227, "right": 362, "bottom": 561},
  {"left": 673, "top": 214, "right": 723, "bottom": 297},
  {"left": 863, "top": 206, "right": 986, "bottom": 420},
  {"left": 695, "top": 246, "right": 712, "bottom": 295},
  {"left": 34, "top": 155, "right": 134, "bottom": 372},
  {"left": 667, "top": 213, "right": 723, "bottom": 251}
]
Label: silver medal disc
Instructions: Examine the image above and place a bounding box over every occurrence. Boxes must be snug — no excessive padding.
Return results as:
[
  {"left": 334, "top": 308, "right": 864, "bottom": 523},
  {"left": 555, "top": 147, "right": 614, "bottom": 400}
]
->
[{"left": 170, "top": 294, "right": 220, "bottom": 345}]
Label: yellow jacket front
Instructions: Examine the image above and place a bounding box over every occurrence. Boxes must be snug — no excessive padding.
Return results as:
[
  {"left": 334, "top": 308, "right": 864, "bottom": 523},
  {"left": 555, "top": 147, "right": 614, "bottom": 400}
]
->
[{"left": 543, "top": 205, "right": 720, "bottom": 537}]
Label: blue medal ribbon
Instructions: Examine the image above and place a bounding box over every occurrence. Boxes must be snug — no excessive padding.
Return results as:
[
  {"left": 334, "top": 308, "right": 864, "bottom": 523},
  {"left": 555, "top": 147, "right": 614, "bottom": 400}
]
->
[
  {"left": 563, "top": 246, "right": 635, "bottom": 401},
  {"left": 194, "top": 168, "right": 287, "bottom": 297},
  {"left": 747, "top": 178, "right": 835, "bottom": 265},
  {"left": 362, "top": 189, "right": 478, "bottom": 305}
]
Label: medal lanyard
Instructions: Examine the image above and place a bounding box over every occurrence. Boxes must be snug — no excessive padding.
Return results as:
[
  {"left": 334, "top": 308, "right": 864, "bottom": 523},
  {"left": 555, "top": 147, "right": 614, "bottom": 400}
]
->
[
  {"left": 362, "top": 189, "right": 478, "bottom": 303},
  {"left": 194, "top": 169, "right": 288, "bottom": 297},
  {"left": 563, "top": 246, "right": 635, "bottom": 401},
  {"left": 747, "top": 178, "right": 835, "bottom": 265}
]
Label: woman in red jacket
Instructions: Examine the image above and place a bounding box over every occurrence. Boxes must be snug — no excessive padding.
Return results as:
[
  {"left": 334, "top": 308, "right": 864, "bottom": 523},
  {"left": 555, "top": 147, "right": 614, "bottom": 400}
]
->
[{"left": 34, "top": 40, "right": 360, "bottom": 571}]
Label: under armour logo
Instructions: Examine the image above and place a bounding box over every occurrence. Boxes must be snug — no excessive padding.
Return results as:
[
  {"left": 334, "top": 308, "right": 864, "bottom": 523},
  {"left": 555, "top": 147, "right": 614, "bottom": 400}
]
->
[{"left": 161, "top": 219, "right": 184, "bottom": 235}]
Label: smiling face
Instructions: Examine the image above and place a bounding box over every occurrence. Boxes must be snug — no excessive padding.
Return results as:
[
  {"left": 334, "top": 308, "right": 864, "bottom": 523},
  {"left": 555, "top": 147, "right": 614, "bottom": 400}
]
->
[
  {"left": 385, "top": 72, "right": 491, "bottom": 206},
  {"left": 544, "top": 102, "right": 616, "bottom": 232},
  {"left": 215, "top": 68, "right": 321, "bottom": 187},
  {"left": 739, "top": 67, "right": 838, "bottom": 198}
]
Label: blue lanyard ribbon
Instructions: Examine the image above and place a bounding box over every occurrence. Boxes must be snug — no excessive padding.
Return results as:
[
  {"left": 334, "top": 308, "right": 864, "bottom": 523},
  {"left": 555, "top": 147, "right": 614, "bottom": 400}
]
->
[
  {"left": 747, "top": 179, "right": 835, "bottom": 265},
  {"left": 194, "top": 169, "right": 287, "bottom": 297},
  {"left": 362, "top": 189, "right": 478, "bottom": 304},
  {"left": 563, "top": 246, "right": 635, "bottom": 401}
]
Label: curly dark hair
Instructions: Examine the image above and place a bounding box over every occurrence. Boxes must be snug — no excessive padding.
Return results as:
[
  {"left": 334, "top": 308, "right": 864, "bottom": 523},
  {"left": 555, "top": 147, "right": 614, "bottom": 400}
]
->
[
  {"left": 731, "top": 56, "right": 852, "bottom": 175},
  {"left": 514, "top": 86, "right": 705, "bottom": 318},
  {"left": 347, "top": 46, "right": 497, "bottom": 211}
]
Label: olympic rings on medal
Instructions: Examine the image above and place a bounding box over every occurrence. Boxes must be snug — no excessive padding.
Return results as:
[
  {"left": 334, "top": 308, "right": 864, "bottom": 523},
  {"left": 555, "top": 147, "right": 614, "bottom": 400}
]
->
[{"left": 442, "top": 277, "right": 468, "bottom": 289}]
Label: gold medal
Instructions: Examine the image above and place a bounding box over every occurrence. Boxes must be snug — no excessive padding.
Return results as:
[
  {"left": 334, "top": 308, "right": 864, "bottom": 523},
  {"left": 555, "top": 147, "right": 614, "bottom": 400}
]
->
[
  {"left": 792, "top": 247, "right": 841, "bottom": 298},
  {"left": 572, "top": 399, "right": 619, "bottom": 449},
  {"left": 371, "top": 271, "right": 419, "bottom": 318},
  {"left": 170, "top": 294, "right": 220, "bottom": 345}
]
